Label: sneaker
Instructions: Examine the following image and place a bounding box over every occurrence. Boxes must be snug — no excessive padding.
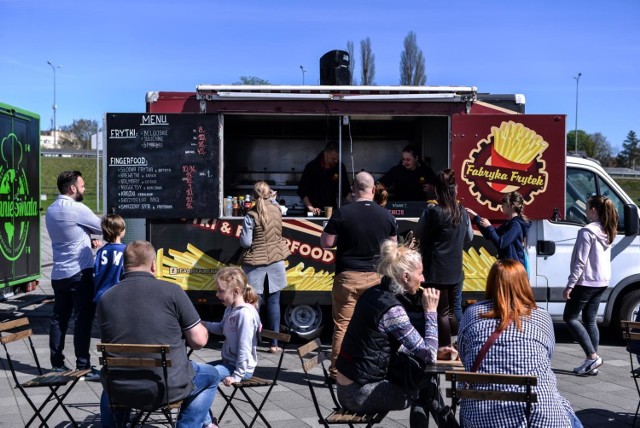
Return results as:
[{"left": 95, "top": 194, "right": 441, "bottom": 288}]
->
[
  {"left": 573, "top": 357, "right": 603, "bottom": 375},
  {"left": 80, "top": 366, "right": 101, "bottom": 382},
  {"left": 51, "top": 364, "right": 71, "bottom": 373}
]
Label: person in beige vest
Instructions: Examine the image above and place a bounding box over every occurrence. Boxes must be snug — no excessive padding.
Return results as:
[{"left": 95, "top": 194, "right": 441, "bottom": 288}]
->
[{"left": 239, "top": 181, "right": 291, "bottom": 353}]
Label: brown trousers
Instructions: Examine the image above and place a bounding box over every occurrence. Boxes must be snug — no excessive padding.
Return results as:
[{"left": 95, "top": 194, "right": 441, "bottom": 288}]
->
[{"left": 330, "top": 271, "right": 382, "bottom": 377}]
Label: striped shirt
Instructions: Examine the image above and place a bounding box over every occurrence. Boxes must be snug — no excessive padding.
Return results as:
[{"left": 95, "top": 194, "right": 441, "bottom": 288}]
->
[
  {"left": 458, "top": 301, "right": 577, "bottom": 427},
  {"left": 378, "top": 305, "right": 438, "bottom": 363}
]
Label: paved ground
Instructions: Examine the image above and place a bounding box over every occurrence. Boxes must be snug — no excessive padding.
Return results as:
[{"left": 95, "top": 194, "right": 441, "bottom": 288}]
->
[{"left": 0, "top": 218, "right": 638, "bottom": 427}]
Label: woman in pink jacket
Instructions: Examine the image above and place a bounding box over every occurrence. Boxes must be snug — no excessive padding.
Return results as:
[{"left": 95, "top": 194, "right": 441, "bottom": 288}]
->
[{"left": 563, "top": 195, "right": 618, "bottom": 375}]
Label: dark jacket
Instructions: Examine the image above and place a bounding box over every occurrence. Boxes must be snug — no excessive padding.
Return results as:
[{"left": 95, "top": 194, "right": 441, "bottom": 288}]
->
[
  {"left": 336, "top": 279, "right": 401, "bottom": 385},
  {"left": 297, "top": 151, "right": 350, "bottom": 209},
  {"left": 474, "top": 215, "right": 531, "bottom": 266},
  {"left": 417, "top": 203, "right": 473, "bottom": 284}
]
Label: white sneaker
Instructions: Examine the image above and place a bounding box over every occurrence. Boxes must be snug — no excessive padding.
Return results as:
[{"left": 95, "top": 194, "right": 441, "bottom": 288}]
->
[{"left": 573, "top": 357, "right": 603, "bottom": 375}]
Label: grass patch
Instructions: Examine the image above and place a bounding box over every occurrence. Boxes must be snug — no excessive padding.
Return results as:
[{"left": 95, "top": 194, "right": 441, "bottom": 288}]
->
[
  {"left": 615, "top": 179, "right": 640, "bottom": 204},
  {"left": 41, "top": 157, "right": 102, "bottom": 213}
]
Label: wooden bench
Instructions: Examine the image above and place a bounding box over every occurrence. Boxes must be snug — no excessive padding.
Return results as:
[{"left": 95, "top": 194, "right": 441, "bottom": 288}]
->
[{"left": 446, "top": 371, "right": 538, "bottom": 428}]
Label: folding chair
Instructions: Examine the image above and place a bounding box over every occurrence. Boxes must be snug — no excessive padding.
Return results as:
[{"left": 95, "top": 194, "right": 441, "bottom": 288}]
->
[
  {"left": 97, "top": 343, "right": 183, "bottom": 427},
  {"left": 217, "top": 329, "right": 291, "bottom": 428},
  {"left": 621, "top": 320, "right": 640, "bottom": 427},
  {"left": 296, "top": 338, "right": 388, "bottom": 427},
  {"left": 446, "top": 371, "right": 538, "bottom": 428},
  {"left": 0, "top": 317, "right": 90, "bottom": 427}
]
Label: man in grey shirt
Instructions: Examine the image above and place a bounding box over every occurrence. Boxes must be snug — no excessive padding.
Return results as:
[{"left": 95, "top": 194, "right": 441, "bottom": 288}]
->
[{"left": 45, "top": 170, "right": 102, "bottom": 374}]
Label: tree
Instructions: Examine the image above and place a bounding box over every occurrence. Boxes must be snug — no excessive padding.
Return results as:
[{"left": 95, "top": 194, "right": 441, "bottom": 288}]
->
[
  {"left": 590, "top": 132, "right": 615, "bottom": 166},
  {"left": 233, "top": 76, "right": 270, "bottom": 85},
  {"left": 400, "top": 31, "right": 426, "bottom": 85},
  {"left": 566, "top": 129, "right": 592, "bottom": 156},
  {"left": 617, "top": 130, "right": 640, "bottom": 168},
  {"left": 59, "top": 119, "right": 98, "bottom": 150},
  {"left": 346, "top": 40, "right": 356, "bottom": 85},
  {"left": 360, "top": 37, "right": 375, "bottom": 85}
]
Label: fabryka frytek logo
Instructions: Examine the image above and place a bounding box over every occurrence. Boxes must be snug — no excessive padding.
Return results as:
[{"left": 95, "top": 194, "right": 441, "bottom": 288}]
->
[
  {"left": 462, "top": 121, "right": 549, "bottom": 211},
  {"left": 0, "top": 132, "right": 38, "bottom": 261}
]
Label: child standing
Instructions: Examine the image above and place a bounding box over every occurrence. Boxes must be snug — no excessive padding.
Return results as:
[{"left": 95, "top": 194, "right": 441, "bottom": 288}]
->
[
  {"left": 466, "top": 191, "right": 531, "bottom": 271},
  {"left": 204, "top": 267, "right": 261, "bottom": 426},
  {"left": 93, "top": 214, "right": 126, "bottom": 303},
  {"left": 563, "top": 195, "right": 618, "bottom": 375}
]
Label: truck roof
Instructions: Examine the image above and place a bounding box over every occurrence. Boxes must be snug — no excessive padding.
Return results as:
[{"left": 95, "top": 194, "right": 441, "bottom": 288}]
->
[{"left": 194, "top": 84, "right": 477, "bottom": 102}]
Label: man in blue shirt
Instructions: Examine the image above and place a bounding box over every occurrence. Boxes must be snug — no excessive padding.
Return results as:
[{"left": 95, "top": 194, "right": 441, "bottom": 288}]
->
[{"left": 45, "top": 170, "right": 102, "bottom": 376}]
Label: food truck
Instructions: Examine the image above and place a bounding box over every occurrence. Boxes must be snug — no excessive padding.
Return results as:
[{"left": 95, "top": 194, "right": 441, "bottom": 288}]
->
[
  {"left": 0, "top": 102, "right": 40, "bottom": 299},
  {"left": 105, "top": 85, "right": 639, "bottom": 338}
]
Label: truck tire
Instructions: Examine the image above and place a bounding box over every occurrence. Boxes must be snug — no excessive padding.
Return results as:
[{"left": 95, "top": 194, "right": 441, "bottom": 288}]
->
[
  {"left": 284, "top": 304, "right": 324, "bottom": 340},
  {"left": 618, "top": 289, "right": 640, "bottom": 326}
]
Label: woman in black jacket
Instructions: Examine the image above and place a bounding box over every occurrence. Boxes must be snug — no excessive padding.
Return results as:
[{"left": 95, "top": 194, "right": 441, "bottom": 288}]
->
[{"left": 417, "top": 169, "right": 473, "bottom": 351}]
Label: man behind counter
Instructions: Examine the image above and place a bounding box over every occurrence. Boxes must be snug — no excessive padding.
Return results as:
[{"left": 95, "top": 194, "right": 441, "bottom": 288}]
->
[{"left": 298, "top": 141, "right": 352, "bottom": 215}]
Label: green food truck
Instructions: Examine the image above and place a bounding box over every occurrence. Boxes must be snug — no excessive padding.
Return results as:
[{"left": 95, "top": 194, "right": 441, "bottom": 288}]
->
[{"left": 0, "top": 102, "right": 40, "bottom": 299}]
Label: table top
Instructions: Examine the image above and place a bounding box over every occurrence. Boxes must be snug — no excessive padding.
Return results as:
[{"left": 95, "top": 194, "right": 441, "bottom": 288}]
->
[{"left": 423, "top": 359, "right": 464, "bottom": 374}]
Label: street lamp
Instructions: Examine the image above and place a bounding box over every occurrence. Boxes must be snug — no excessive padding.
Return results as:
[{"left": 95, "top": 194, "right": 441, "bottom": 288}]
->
[
  {"left": 47, "top": 61, "right": 61, "bottom": 148},
  {"left": 574, "top": 72, "right": 582, "bottom": 155},
  {"left": 299, "top": 65, "right": 307, "bottom": 85}
]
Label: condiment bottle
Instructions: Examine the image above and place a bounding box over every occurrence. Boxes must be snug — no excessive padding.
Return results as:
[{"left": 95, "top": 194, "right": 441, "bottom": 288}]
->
[{"left": 232, "top": 197, "right": 239, "bottom": 216}]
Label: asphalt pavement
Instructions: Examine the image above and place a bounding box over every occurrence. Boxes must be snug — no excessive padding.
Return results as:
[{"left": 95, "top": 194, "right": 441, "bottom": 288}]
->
[{"left": 0, "top": 218, "right": 638, "bottom": 427}]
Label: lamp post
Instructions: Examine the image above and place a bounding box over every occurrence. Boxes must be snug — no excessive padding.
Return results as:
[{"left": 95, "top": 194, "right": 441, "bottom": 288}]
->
[
  {"left": 47, "top": 61, "right": 60, "bottom": 148},
  {"left": 574, "top": 72, "right": 582, "bottom": 155},
  {"left": 299, "top": 65, "right": 307, "bottom": 85}
]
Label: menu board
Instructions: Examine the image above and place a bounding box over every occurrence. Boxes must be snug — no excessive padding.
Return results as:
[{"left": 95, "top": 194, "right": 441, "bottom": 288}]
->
[{"left": 106, "top": 113, "right": 219, "bottom": 218}]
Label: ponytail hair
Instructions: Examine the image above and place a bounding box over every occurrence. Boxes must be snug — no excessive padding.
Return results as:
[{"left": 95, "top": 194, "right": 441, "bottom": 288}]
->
[
  {"left": 374, "top": 181, "right": 388, "bottom": 207},
  {"left": 435, "top": 169, "right": 463, "bottom": 226},
  {"left": 502, "top": 191, "right": 527, "bottom": 221},
  {"left": 588, "top": 195, "right": 618, "bottom": 244},
  {"left": 214, "top": 266, "right": 260, "bottom": 306},
  {"left": 253, "top": 181, "right": 273, "bottom": 231},
  {"left": 377, "top": 240, "right": 422, "bottom": 294}
]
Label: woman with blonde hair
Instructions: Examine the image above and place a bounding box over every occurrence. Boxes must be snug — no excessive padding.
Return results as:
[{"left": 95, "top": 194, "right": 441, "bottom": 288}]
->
[
  {"left": 239, "top": 181, "right": 291, "bottom": 353},
  {"left": 335, "top": 240, "right": 457, "bottom": 427},
  {"left": 204, "top": 266, "right": 261, "bottom": 428},
  {"left": 563, "top": 195, "right": 618, "bottom": 375},
  {"left": 458, "top": 260, "right": 581, "bottom": 427}
]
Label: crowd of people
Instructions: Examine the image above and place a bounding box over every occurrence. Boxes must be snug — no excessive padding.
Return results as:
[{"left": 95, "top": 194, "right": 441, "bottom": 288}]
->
[{"left": 46, "top": 153, "right": 618, "bottom": 427}]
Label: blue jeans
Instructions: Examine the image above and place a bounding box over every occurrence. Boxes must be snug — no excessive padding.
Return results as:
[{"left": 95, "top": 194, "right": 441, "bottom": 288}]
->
[
  {"left": 563, "top": 285, "right": 606, "bottom": 357},
  {"left": 100, "top": 361, "right": 219, "bottom": 428},
  {"left": 49, "top": 268, "right": 96, "bottom": 369},
  {"left": 259, "top": 280, "right": 281, "bottom": 347},
  {"left": 568, "top": 409, "right": 584, "bottom": 427}
]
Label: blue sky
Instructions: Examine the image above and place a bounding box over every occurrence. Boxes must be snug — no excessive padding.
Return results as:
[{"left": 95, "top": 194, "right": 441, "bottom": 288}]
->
[{"left": 2, "top": 0, "right": 639, "bottom": 152}]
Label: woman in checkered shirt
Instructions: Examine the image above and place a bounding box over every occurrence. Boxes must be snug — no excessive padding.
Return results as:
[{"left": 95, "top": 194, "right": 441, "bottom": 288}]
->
[{"left": 457, "top": 260, "right": 582, "bottom": 427}]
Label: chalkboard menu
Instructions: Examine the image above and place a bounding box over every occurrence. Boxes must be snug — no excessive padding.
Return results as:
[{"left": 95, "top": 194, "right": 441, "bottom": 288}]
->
[{"left": 106, "top": 113, "right": 219, "bottom": 218}]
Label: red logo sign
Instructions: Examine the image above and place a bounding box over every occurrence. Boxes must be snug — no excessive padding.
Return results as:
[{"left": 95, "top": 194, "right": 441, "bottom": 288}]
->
[{"left": 462, "top": 121, "right": 549, "bottom": 211}]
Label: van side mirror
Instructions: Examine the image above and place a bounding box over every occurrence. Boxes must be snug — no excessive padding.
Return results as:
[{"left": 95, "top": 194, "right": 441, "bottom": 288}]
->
[
  {"left": 537, "top": 241, "right": 556, "bottom": 256},
  {"left": 624, "top": 204, "right": 639, "bottom": 236}
]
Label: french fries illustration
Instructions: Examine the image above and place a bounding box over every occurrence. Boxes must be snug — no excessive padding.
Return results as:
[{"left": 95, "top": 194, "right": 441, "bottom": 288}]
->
[{"left": 156, "top": 244, "right": 335, "bottom": 292}]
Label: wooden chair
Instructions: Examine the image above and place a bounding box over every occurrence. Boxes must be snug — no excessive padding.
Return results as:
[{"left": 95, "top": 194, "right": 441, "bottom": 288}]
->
[
  {"left": 97, "top": 343, "right": 183, "bottom": 427},
  {"left": 621, "top": 320, "right": 640, "bottom": 427},
  {"left": 296, "top": 338, "right": 387, "bottom": 427},
  {"left": 0, "top": 317, "right": 90, "bottom": 427},
  {"left": 446, "top": 371, "right": 538, "bottom": 428},
  {"left": 217, "top": 329, "right": 292, "bottom": 428}
]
